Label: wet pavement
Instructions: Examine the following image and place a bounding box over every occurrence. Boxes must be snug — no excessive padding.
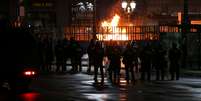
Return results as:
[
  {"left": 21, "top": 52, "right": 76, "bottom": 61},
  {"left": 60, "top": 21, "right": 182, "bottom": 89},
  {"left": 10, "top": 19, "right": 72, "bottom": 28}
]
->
[{"left": 1, "top": 66, "right": 201, "bottom": 101}]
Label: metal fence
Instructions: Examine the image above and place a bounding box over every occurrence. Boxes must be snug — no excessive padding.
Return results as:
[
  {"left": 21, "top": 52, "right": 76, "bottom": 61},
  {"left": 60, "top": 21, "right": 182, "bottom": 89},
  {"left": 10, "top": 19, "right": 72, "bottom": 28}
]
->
[
  {"left": 63, "top": 25, "right": 201, "bottom": 69},
  {"left": 186, "top": 25, "right": 201, "bottom": 69},
  {"left": 64, "top": 26, "right": 162, "bottom": 41}
]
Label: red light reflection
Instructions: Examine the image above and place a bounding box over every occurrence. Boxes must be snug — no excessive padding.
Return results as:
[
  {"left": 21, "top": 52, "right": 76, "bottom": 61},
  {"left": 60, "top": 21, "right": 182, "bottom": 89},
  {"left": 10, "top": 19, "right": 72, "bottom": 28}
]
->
[{"left": 18, "top": 92, "right": 40, "bottom": 101}]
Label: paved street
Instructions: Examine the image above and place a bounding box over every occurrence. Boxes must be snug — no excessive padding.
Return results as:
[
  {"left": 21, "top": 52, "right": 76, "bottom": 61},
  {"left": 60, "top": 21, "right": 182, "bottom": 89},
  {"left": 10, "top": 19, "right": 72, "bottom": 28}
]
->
[{"left": 1, "top": 66, "right": 201, "bottom": 101}]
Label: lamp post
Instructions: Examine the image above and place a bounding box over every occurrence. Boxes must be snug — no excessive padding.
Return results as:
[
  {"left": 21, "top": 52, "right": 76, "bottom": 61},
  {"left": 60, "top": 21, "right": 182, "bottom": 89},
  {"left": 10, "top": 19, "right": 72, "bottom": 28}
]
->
[
  {"left": 93, "top": 0, "right": 97, "bottom": 38},
  {"left": 182, "top": 0, "right": 189, "bottom": 68},
  {"left": 121, "top": 0, "right": 136, "bottom": 24}
]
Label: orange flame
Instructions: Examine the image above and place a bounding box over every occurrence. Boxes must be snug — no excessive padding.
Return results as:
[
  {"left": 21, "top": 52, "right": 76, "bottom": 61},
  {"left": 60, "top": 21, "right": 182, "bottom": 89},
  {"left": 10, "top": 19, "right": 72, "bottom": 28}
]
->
[
  {"left": 101, "top": 14, "right": 120, "bottom": 27},
  {"left": 98, "top": 14, "right": 128, "bottom": 41},
  {"left": 111, "top": 14, "right": 120, "bottom": 26}
]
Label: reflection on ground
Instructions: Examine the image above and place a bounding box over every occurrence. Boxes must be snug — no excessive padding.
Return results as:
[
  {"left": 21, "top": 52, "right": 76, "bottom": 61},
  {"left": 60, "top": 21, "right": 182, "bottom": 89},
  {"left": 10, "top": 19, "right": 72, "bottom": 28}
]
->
[
  {"left": 18, "top": 92, "right": 40, "bottom": 101},
  {"left": 7, "top": 69, "right": 201, "bottom": 101}
]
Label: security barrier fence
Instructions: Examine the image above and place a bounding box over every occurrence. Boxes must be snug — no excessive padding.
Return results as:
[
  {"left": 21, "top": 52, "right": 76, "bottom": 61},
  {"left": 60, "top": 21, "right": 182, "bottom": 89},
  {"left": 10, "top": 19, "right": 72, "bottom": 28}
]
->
[
  {"left": 64, "top": 25, "right": 181, "bottom": 41},
  {"left": 63, "top": 25, "right": 201, "bottom": 69}
]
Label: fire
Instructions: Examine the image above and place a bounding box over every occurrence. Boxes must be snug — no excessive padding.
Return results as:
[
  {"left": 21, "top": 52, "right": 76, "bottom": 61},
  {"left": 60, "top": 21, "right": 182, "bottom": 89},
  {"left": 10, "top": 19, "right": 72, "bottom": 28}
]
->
[
  {"left": 111, "top": 14, "right": 120, "bottom": 26},
  {"left": 96, "top": 34, "right": 128, "bottom": 41},
  {"left": 98, "top": 14, "right": 128, "bottom": 41},
  {"left": 101, "top": 14, "right": 120, "bottom": 27}
]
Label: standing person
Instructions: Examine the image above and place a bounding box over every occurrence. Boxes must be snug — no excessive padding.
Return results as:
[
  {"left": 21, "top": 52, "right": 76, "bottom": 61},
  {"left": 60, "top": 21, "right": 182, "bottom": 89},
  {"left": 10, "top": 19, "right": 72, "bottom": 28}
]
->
[
  {"left": 76, "top": 43, "right": 83, "bottom": 72},
  {"left": 140, "top": 43, "right": 152, "bottom": 81},
  {"left": 153, "top": 43, "right": 167, "bottom": 80},
  {"left": 69, "top": 37, "right": 77, "bottom": 73},
  {"left": 38, "top": 37, "right": 46, "bottom": 72},
  {"left": 55, "top": 40, "right": 64, "bottom": 73},
  {"left": 62, "top": 38, "right": 70, "bottom": 71},
  {"left": 158, "top": 43, "right": 167, "bottom": 80},
  {"left": 46, "top": 37, "right": 54, "bottom": 72},
  {"left": 152, "top": 43, "right": 160, "bottom": 80},
  {"left": 87, "top": 38, "right": 96, "bottom": 73},
  {"left": 69, "top": 37, "right": 82, "bottom": 73},
  {"left": 94, "top": 41, "right": 105, "bottom": 85},
  {"left": 168, "top": 43, "right": 181, "bottom": 80},
  {"left": 107, "top": 42, "right": 121, "bottom": 84},
  {"left": 122, "top": 43, "right": 136, "bottom": 84},
  {"left": 131, "top": 41, "right": 139, "bottom": 79},
  {"left": 41, "top": 36, "right": 53, "bottom": 72}
]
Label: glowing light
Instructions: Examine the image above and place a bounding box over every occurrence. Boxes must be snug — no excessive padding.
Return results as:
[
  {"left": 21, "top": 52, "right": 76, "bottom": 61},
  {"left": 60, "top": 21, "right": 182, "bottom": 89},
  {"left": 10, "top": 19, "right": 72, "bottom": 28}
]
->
[
  {"left": 101, "top": 21, "right": 110, "bottom": 27},
  {"left": 25, "top": 71, "right": 31, "bottom": 76},
  {"left": 111, "top": 14, "right": 120, "bottom": 26},
  {"left": 28, "top": 24, "right": 31, "bottom": 28},
  {"left": 77, "top": 2, "right": 86, "bottom": 12},
  {"left": 120, "top": 80, "right": 127, "bottom": 83},
  {"left": 32, "top": 71, "right": 35, "bottom": 75},
  {"left": 19, "top": 92, "right": 40, "bottom": 101},
  {"left": 24, "top": 71, "right": 35, "bottom": 76},
  {"left": 130, "top": 1, "right": 136, "bottom": 10},
  {"left": 100, "top": 14, "right": 128, "bottom": 41},
  {"left": 178, "top": 12, "right": 182, "bottom": 24},
  {"left": 101, "top": 14, "right": 120, "bottom": 27},
  {"left": 86, "top": 2, "right": 93, "bottom": 11},
  {"left": 122, "top": 1, "right": 127, "bottom": 9},
  {"left": 127, "top": 7, "right": 131, "bottom": 13},
  {"left": 122, "top": 29, "right": 126, "bottom": 33},
  {"left": 84, "top": 94, "right": 109, "bottom": 101},
  {"left": 191, "top": 20, "right": 201, "bottom": 25},
  {"left": 96, "top": 34, "right": 128, "bottom": 41}
]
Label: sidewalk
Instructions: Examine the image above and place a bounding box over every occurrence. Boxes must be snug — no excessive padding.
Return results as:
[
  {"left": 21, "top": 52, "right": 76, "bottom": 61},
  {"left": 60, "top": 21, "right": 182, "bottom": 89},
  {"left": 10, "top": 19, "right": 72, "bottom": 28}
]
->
[
  {"left": 27, "top": 71, "right": 201, "bottom": 101},
  {"left": 181, "top": 69, "right": 201, "bottom": 78}
]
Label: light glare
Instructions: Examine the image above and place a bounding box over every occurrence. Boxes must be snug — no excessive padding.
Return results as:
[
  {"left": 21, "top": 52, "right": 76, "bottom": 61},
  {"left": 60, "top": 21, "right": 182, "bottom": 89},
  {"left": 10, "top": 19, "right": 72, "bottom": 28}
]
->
[
  {"left": 130, "top": 1, "right": 136, "bottom": 10},
  {"left": 122, "top": 1, "right": 127, "bottom": 9}
]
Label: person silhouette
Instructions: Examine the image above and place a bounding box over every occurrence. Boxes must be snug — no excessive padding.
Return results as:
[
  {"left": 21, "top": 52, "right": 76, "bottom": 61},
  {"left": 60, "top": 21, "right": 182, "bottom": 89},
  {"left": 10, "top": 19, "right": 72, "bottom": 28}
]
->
[{"left": 168, "top": 43, "right": 181, "bottom": 80}]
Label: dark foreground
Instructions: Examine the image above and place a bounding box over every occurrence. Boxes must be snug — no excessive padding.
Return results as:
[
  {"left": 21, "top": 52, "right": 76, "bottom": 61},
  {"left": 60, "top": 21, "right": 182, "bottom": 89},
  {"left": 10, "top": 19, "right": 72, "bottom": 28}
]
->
[{"left": 1, "top": 67, "right": 201, "bottom": 101}]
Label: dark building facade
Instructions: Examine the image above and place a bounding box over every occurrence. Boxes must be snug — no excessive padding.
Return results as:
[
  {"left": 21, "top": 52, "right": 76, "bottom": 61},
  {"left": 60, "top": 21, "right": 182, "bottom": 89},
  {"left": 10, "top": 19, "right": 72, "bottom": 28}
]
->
[
  {"left": 2, "top": 0, "right": 201, "bottom": 32},
  {"left": 19, "top": 0, "right": 72, "bottom": 39},
  {"left": 1, "top": 0, "right": 201, "bottom": 69},
  {"left": 0, "top": 0, "right": 18, "bottom": 21}
]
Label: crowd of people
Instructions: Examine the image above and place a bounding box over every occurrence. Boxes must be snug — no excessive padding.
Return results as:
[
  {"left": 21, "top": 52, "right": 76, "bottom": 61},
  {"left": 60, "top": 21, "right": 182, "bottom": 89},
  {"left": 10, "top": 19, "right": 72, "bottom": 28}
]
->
[
  {"left": 38, "top": 36, "right": 182, "bottom": 85},
  {"left": 87, "top": 38, "right": 182, "bottom": 85},
  {"left": 38, "top": 36, "right": 83, "bottom": 73}
]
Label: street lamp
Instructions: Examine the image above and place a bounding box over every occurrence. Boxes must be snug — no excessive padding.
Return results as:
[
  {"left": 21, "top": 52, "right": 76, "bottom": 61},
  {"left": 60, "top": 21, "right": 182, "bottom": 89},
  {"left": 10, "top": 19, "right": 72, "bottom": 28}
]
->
[
  {"left": 130, "top": 1, "right": 136, "bottom": 11},
  {"left": 121, "top": 0, "right": 136, "bottom": 24},
  {"left": 121, "top": 0, "right": 136, "bottom": 14},
  {"left": 121, "top": 1, "right": 127, "bottom": 10}
]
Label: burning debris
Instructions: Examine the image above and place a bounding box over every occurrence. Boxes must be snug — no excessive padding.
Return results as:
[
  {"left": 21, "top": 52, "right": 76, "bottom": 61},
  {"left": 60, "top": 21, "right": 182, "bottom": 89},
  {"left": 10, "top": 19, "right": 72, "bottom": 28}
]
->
[{"left": 96, "top": 14, "right": 128, "bottom": 41}]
